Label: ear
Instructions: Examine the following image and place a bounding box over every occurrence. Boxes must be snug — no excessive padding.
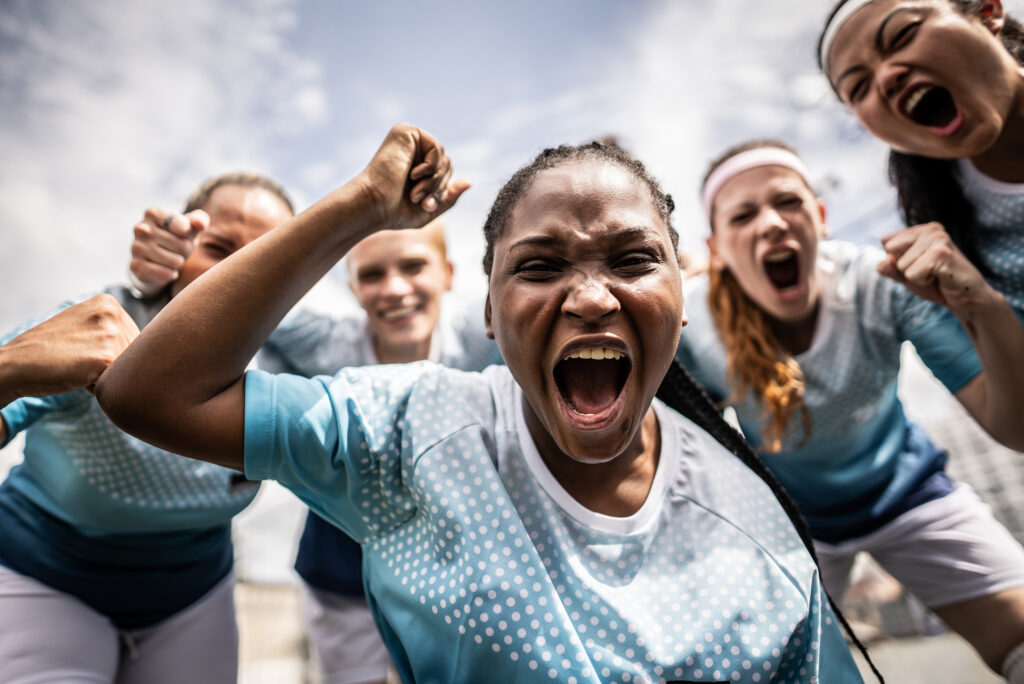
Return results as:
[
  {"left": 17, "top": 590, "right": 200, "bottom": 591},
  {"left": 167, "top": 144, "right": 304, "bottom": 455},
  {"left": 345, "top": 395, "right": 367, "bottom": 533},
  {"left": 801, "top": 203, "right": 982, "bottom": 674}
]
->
[
  {"left": 484, "top": 293, "right": 494, "bottom": 339},
  {"left": 442, "top": 260, "right": 454, "bottom": 292},
  {"left": 980, "top": 1, "right": 1006, "bottom": 35},
  {"left": 706, "top": 235, "right": 726, "bottom": 272},
  {"left": 817, "top": 199, "right": 830, "bottom": 239}
]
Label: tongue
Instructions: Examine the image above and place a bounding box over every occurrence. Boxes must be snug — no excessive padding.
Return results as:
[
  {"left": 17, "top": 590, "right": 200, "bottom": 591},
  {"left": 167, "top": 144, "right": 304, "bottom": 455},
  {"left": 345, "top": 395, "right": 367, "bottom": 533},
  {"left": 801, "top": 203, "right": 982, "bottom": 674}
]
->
[{"left": 559, "top": 359, "right": 621, "bottom": 414}]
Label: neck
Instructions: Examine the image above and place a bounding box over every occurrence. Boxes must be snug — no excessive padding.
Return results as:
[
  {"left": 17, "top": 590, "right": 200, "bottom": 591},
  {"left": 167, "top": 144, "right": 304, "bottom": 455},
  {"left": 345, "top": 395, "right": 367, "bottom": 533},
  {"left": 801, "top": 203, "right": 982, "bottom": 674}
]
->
[
  {"left": 767, "top": 301, "right": 819, "bottom": 355},
  {"left": 373, "top": 336, "right": 432, "bottom": 364},
  {"left": 970, "top": 67, "right": 1024, "bottom": 183},
  {"left": 524, "top": 401, "right": 661, "bottom": 517}
]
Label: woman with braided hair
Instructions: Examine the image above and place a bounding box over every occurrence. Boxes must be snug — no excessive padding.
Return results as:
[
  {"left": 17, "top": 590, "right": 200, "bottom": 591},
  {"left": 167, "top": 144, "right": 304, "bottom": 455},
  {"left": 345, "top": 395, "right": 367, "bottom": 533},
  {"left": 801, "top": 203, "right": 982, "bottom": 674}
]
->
[
  {"left": 819, "top": 0, "right": 1024, "bottom": 315},
  {"left": 96, "top": 124, "right": 864, "bottom": 683},
  {"left": 677, "top": 138, "right": 1024, "bottom": 682}
]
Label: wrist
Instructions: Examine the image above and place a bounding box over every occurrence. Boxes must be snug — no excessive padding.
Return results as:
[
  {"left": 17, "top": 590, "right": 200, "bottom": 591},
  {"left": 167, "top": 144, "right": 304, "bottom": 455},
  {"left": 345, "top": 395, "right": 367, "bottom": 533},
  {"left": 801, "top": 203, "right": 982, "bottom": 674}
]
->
[{"left": 0, "top": 345, "right": 24, "bottom": 407}]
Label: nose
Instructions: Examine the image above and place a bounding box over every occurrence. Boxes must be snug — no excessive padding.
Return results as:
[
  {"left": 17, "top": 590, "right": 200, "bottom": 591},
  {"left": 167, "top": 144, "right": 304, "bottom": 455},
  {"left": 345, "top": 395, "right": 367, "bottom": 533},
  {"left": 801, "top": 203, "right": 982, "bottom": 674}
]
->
[
  {"left": 380, "top": 270, "right": 414, "bottom": 298},
  {"left": 562, "top": 274, "right": 620, "bottom": 323},
  {"left": 877, "top": 60, "right": 909, "bottom": 101},
  {"left": 756, "top": 206, "right": 788, "bottom": 239}
]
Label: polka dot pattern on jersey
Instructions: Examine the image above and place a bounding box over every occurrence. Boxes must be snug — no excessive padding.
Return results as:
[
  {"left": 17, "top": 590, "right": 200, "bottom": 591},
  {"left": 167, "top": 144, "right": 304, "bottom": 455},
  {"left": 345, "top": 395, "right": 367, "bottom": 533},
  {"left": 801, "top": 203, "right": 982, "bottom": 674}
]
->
[
  {"left": 249, "top": 364, "right": 856, "bottom": 682},
  {"left": 957, "top": 159, "right": 1024, "bottom": 313},
  {"left": 17, "top": 398, "right": 257, "bottom": 533}
]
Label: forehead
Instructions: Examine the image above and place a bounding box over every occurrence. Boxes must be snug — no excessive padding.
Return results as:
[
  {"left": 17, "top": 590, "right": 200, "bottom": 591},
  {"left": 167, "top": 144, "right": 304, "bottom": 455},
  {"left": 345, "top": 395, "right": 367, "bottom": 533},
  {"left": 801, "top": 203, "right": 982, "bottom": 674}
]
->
[
  {"left": 348, "top": 229, "right": 445, "bottom": 271},
  {"left": 203, "top": 184, "right": 292, "bottom": 230},
  {"left": 714, "top": 165, "right": 812, "bottom": 210},
  {"left": 827, "top": 0, "right": 941, "bottom": 77},
  {"left": 504, "top": 160, "right": 666, "bottom": 242}
]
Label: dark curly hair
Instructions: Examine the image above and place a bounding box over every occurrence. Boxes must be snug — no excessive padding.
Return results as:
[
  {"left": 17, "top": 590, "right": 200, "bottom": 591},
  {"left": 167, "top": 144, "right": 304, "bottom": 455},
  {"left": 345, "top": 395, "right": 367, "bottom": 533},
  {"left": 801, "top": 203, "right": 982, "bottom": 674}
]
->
[{"left": 481, "top": 142, "right": 677, "bottom": 276}]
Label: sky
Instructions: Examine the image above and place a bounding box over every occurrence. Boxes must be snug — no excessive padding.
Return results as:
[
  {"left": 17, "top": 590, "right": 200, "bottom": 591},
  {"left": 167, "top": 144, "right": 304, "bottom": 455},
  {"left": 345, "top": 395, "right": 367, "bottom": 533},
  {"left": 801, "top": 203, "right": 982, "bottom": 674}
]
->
[{"left": 4, "top": 0, "right": 1021, "bottom": 333}]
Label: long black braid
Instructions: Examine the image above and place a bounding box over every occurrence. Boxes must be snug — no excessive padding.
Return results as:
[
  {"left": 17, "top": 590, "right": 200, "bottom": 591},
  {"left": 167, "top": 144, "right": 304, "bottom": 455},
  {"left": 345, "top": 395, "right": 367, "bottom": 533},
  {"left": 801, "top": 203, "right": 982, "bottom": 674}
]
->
[{"left": 657, "top": 360, "right": 885, "bottom": 683}]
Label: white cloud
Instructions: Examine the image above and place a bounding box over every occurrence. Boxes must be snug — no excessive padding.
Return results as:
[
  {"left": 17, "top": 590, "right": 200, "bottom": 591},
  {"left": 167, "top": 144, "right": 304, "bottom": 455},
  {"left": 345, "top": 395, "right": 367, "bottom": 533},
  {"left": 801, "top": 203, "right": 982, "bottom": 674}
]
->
[{"left": 0, "top": 0, "right": 326, "bottom": 331}]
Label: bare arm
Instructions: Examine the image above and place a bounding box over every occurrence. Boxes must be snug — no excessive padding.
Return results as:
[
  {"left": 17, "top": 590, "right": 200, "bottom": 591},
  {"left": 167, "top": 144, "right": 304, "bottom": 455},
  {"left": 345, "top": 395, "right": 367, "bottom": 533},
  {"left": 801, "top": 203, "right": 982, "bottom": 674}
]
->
[
  {"left": 0, "top": 294, "right": 140, "bottom": 442},
  {"left": 880, "top": 223, "right": 1024, "bottom": 451},
  {"left": 96, "top": 124, "right": 469, "bottom": 469}
]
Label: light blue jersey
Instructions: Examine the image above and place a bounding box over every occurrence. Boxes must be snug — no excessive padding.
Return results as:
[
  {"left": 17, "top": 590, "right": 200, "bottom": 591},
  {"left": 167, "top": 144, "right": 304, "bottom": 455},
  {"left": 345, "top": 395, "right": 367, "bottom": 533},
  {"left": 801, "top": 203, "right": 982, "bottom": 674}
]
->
[
  {"left": 245, "top": 363, "right": 862, "bottom": 683},
  {"left": 956, "top": 158, "right": 1024, "bottom": 313},
  {"left": 0, "top": 286, "right": 258, "bottom": 627},
  {"left": 677, "top": 241, "right": 981, "bottom": 543}
]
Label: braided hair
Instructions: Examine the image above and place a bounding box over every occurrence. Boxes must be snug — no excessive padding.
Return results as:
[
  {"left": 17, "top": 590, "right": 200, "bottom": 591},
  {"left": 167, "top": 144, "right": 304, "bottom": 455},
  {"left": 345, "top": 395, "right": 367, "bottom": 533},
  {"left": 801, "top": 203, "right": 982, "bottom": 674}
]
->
[{"left": 656, "top": 360, "right": 884, "bottom": 683}]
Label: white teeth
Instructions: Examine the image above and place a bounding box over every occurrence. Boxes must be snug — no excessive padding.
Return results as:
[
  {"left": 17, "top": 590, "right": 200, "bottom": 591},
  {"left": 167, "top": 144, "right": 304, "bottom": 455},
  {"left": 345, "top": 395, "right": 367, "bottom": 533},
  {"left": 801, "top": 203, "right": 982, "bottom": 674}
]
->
[
  {"left": 905, "top": 85, "right": 931, "bottom": 115},
  {"left": 563, "top": 347, "right": 623, "bottom": 361},
  {"left": 764, "top": 251, "right": 794, "bottom": 264},
  {"left": 382, "top": 307, "right": 416, "bottom": 320}
]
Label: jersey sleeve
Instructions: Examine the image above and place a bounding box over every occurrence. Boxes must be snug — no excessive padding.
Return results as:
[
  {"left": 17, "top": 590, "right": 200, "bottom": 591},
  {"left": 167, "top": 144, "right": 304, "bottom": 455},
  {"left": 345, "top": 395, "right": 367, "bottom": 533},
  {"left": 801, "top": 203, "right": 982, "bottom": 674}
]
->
[
  {"left": 855, "top": 244, "right": 981, "bottom": 393},
  {"left": 243, "top": 362, "right": 444, "bottom": 542}
]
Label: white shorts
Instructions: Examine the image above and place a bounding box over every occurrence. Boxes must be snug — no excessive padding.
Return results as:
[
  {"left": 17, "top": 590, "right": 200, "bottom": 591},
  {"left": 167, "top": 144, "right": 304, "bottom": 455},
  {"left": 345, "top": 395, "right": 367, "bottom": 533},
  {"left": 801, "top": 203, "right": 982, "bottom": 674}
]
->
[
  {"left": 815, "top": 484, "right": 1024, "bottom": 608},
  {"left": 302, "top": 583, "right": 392, "bottom": 684},
  {"left": 0, "top": 564, "right": 238, "bottom": 684}
]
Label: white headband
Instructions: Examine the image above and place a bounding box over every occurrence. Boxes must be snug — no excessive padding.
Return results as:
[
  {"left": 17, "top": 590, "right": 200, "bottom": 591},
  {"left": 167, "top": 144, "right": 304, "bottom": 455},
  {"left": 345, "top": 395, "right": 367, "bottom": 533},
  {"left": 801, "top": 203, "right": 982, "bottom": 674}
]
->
[
  {"left": 819, "top": 0, "right": 877, "bottom": 70},
  {"left": 702, "top": 147, "right": 813, "bottom": 217}
]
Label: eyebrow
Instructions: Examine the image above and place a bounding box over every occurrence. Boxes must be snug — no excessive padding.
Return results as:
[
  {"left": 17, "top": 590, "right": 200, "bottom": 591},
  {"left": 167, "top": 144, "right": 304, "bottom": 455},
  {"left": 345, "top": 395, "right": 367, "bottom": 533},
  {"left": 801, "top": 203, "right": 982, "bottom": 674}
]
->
[
  {"left": 833, "top": 8, "right": 910, "bottom": 92},
  {"left": 508, "top": 226, "right": 658, "bottom": 252}
]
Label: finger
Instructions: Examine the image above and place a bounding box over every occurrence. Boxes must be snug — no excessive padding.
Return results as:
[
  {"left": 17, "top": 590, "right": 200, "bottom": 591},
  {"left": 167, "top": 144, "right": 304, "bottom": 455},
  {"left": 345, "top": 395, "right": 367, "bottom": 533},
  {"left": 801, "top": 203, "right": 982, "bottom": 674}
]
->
[
  {"left": 433, "top": 178, "right": 471, "bottom": 213},
  {"left": 409, "top": 129, "right": 445, "bottom": 181},
  {"left": 880, "top": 228, "right": 919, "bottom": 260},
  {"left": 130, "top": 257, "right": 180, "bottom": 284},
  {"left": 185, "top": 209, "right": 210, "bottom": 236},
  {"left": 132, "top": 225, "right": 192, "bottom": 267},
  {"left": 410, "top": 156, "right": 452, "bottom": 206},
  {"left": 893, "top": 233, "right": 936, "bottom": 274},
  {"left": 167, "top": 213, "right": 199, "bottom": 238}
]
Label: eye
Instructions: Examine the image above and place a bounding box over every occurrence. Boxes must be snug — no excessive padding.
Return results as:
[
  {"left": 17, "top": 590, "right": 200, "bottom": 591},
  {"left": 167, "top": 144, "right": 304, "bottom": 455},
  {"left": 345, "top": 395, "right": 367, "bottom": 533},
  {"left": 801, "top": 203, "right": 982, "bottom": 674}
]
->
[
  {"left": 613, "top": 252, "right": 658, "bottom": 275},
  {"left": 202, "top": 242, "right": 231, "bottom": 258},
  {"left": 513, "top": 259, "right": 562, "bottom": 281},
  {"left": 775, "top": 195, "right": 803, "bottom": 210},
  {"left": 400, "top": 261, "right": 427, "bottom": 276},
  {"left": 847, "top": 77, "right": 868, "bottom": 104},
  {"left": 729, "top": 210, "right": 756, "bottom": 227},
  {"left": 357, "top": 268, "right": 385, "bottom": 284},
  {"left": 887, "top": 20, "right": 921, "bottom": 52}
]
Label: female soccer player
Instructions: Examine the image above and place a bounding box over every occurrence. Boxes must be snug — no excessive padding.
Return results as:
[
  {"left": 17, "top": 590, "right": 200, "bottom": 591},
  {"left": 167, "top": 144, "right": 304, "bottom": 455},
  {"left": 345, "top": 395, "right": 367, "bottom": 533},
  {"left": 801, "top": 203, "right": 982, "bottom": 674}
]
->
[
  {"left": 820, "top": 0, "right": 1024, "bottom": 313},
  {"left": 97, "top": 124, "right": 864, "bottom": 683},
  {"left": 680, "top": 138, "right": 1024, "bottom": 682}
]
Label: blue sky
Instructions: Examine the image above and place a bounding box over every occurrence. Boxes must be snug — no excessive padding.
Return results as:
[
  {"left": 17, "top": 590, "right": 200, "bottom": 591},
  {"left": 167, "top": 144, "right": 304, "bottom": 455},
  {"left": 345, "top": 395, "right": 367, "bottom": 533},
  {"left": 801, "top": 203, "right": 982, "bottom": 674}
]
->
[{"left": 4, "top": 0, "right": 1019, "bottom": 332}]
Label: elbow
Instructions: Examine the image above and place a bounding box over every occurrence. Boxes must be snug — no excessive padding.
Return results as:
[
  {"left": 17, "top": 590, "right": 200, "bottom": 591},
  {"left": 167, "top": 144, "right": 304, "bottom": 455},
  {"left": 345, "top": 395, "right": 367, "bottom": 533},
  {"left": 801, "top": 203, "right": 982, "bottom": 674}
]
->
[{"left": 94, "top": 361, "right": 147, "bottom": 436}]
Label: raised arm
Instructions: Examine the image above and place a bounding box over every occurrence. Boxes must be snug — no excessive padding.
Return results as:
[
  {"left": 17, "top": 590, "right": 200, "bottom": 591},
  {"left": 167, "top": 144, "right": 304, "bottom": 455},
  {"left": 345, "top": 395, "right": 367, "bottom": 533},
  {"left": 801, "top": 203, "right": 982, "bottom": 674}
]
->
[
  {"left": 95, "top": 124, "right": 468, "bottom": 468},
  {"left": 0, "top": 294, "right": 140, "bottom": 443},
  {"left": 880, "top": 222, "right": 1024, "bottom": 451}
]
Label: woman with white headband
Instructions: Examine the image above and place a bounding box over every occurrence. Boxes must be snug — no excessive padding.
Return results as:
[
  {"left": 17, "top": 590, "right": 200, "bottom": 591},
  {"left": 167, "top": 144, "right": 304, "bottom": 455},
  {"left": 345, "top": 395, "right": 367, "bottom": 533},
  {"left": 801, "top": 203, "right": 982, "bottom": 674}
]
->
[
  {"left": 819, "top": 0, "right": 1024, "bottom": 317},
  {"left": 678, "top": 139, "right": 1024, "bottom": 682}
]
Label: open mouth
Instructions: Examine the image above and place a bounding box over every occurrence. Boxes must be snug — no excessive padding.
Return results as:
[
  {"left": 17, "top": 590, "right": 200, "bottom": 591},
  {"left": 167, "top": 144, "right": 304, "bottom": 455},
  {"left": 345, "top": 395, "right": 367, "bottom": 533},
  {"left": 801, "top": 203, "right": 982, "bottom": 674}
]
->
[
  {"left": 763, "top": 249, "right": 800, "bottom": 292},
  {"left": 553, "top": 347, "right": 631, "bottom": 422},
  {"left": 902, "top": 85, "right": 959, "bottom": 129}
]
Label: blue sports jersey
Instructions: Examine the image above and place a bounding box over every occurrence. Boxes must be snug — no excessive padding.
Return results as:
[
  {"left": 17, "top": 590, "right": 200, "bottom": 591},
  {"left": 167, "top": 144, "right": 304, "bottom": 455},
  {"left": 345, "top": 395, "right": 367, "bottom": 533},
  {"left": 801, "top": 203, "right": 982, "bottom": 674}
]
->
[
  {"left": 265, "top": 303, "right": 502, "bottom": 596},
  {"left": 0, "top": 286, "right": 258, "bottom": 627},
  {"left": 677, "top": 240, "right": 980, "bottom": 542},
  {"left": 245, "top": 362, "right": 862, "bottom": 683}
]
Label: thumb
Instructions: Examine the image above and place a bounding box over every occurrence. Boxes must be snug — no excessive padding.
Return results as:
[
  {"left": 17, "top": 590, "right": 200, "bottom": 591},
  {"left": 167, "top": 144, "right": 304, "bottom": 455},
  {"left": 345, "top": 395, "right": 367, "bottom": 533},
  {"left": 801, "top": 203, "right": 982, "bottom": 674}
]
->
[{"left": 185, "top": 209, "right": 210, "bottom": 238}]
